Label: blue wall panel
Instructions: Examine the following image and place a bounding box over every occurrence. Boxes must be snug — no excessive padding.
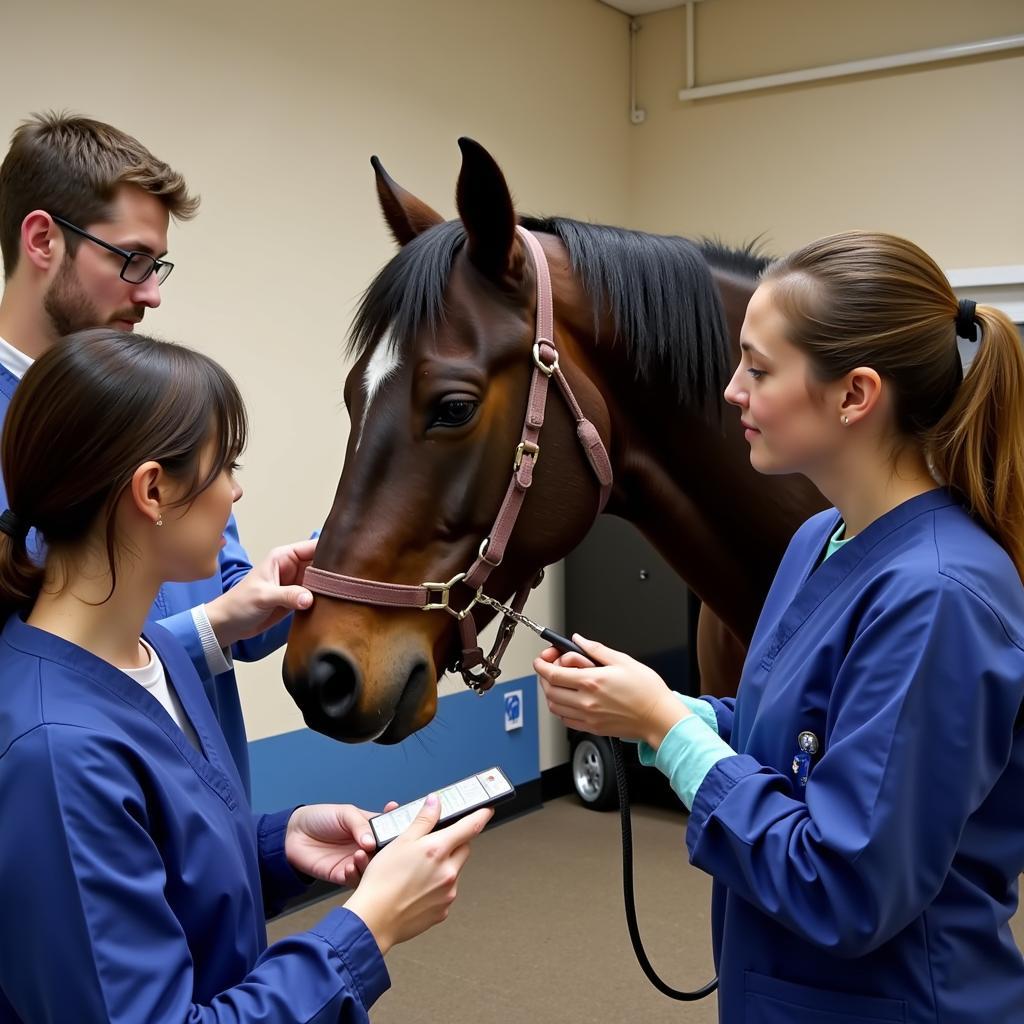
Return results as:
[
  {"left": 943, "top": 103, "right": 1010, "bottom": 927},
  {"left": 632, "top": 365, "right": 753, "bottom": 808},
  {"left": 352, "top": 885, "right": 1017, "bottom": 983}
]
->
[{"left": 249, "top": 676, "right": 538, "bottom": 814}]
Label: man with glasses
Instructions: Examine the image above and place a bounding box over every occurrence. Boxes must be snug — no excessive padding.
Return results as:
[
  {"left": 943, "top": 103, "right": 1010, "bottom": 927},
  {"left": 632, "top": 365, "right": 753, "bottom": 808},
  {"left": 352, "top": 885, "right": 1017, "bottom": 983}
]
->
[
  {"left": 52, "top": 214, "right": 175, "bottom": 284},
  {"left": 0, "top": 111, "right": 314, "bottom": 797}
]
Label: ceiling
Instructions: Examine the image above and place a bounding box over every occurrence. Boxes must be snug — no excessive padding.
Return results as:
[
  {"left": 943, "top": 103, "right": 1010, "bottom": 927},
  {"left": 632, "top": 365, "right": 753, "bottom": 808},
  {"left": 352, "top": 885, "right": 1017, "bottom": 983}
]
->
[{"left": 597, "top": 1, "right": 693, "bottom": 15}]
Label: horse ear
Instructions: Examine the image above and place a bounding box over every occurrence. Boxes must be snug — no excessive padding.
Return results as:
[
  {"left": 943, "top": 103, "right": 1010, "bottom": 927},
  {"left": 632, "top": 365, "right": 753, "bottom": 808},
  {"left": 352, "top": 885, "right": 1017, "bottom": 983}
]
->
[
  {"left": 455, "top": 137, "right": 520, "bottom": 285},
  {"left": 371, "top": 155, "right": 444, "bottom": 246}
]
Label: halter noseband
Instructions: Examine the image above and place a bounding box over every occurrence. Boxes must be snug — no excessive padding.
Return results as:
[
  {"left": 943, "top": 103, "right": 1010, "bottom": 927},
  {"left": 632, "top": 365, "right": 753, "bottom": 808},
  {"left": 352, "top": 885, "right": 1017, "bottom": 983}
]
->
[{"left": 302, "top": 226, "right": 613, "bottom": 693}]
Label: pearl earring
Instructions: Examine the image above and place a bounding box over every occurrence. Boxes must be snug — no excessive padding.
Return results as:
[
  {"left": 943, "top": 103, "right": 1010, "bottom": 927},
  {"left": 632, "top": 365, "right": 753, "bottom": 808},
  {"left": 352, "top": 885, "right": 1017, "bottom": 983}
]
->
[
  {"left": 841, "top": 415, "right": 849, "bottom": 426},
  {"left": 156, "top": 514, "right": 163, "bottom": 527}
]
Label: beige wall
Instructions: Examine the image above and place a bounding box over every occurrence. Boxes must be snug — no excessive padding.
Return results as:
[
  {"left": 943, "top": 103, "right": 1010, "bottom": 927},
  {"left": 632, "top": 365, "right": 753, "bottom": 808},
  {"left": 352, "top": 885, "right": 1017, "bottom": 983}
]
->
[
  {"left": 1, "top": 0, "right": 1020, "bottom": 773},
  {"left": 0, "top": 0, "right": 631, "bottom": 767},
  {"left": 629, "top": 0, "right": 1024, "bottom": 268}
]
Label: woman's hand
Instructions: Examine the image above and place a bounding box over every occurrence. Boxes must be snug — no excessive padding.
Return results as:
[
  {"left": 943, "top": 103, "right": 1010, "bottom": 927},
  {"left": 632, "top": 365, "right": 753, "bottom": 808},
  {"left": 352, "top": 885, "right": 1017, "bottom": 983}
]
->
[
  {"left": 285, "top": 801, "right": 400, "bottom": 888},
  {"left": 533, "top": 634, "right": 690, "bottom": 749},
  {"left": 205, "top": 538, "right": 317, "bottom": 648},
  {"left": 344, "top": 795, "right": 493, "bottom": 955}
]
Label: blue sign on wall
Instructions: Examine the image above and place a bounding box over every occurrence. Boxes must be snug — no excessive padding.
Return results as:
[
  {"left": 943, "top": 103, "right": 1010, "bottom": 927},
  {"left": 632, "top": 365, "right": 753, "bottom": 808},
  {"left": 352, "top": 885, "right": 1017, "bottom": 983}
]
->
[{"left": 504, "top": 689, "right": 523, "bottom": 731}]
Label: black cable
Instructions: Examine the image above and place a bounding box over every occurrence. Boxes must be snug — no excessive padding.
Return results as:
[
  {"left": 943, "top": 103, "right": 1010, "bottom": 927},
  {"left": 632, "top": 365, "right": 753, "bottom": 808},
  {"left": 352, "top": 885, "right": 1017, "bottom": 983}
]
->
[{"left": 611, "top": 736, "right": 719, "bottom": 1001}]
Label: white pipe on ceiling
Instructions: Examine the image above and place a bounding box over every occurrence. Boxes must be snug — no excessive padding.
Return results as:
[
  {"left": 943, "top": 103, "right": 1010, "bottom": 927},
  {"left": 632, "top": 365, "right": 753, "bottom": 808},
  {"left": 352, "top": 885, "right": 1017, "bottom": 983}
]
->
[
  {"left": 630, "top": 18, "right": 647, "bottom": 123},
  {"left": 679, "top": 32, "right": 1024, "bottom": 101},
  {"left": 685, "top": 1, "right": 695, "bottom": 90}
]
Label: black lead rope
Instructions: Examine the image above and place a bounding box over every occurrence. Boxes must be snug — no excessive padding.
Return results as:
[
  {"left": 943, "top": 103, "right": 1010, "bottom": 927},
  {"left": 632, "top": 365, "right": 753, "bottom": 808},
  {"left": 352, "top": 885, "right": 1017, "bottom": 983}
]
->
[
  {"left": 527, "top": 625, "right": 718, "bottom": 1001},
  {"left": 610, "top": 736, "right": 719, "bottom": 1001}
]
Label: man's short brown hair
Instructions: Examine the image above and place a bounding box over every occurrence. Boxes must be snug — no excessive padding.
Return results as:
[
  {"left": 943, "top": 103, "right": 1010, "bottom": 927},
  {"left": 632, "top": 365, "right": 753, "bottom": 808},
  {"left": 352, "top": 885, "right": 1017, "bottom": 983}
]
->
[{"left": 0, "top": 111, "right": 199, "bottom": 276}]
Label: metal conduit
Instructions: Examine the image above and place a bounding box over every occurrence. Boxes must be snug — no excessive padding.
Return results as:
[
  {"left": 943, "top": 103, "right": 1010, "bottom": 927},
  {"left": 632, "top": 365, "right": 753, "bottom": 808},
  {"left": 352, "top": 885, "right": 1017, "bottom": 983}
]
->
[{"left": 678, "top": 20, "right": 1024, "bottom": 102}]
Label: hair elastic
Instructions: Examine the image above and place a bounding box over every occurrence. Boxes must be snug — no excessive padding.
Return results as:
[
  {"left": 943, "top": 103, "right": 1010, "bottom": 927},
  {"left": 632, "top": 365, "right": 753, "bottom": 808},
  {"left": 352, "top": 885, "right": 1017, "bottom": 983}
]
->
[
  {"left": 0, "top": 509, "right": 29, "bottom": 542},
  {"left": 955, "top": 299, "right": 978, "bottom": 342}
]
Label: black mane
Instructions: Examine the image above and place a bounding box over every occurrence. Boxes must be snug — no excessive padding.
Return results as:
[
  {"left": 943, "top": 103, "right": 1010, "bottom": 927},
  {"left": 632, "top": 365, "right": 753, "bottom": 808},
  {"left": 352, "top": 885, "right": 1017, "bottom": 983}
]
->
[
  {"left": 698, "top": 236, "right": 773, "bottom": 279},
  {"left": 350, "top": 215, "right": 769, "bottom": 413},
  {"left": 349, "top": 218, "right": 466, "bottom": 363}
]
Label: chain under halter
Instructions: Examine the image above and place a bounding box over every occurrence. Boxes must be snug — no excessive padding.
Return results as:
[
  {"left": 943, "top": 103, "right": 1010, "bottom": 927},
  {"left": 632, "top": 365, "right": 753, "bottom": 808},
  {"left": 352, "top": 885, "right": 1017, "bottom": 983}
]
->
[{"left": 302, "top": 226, "right": 613, "bottom": 693}]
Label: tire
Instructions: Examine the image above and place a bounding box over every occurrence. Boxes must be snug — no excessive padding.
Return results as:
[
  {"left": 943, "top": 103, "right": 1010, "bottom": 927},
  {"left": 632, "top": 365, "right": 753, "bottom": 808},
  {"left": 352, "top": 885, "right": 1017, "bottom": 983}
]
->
[{"left": 571, "top": 734, "right": 618, "bottom": 810}]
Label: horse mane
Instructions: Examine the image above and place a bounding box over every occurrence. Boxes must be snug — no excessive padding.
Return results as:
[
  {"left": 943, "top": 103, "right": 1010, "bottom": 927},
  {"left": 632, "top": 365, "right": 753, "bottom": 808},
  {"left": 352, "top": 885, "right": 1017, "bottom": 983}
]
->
[
  {"left": 522, "top": 217, "right": 767, "bottom": 414},
  {"left": 698, "top": 236, "right": 774, "bottom": 279},
  {"left": 349, "top": 215, "right": 769, "bottom": 415},
  {"left": 349, "top": 218, "right": 466, "bottom": 362}
]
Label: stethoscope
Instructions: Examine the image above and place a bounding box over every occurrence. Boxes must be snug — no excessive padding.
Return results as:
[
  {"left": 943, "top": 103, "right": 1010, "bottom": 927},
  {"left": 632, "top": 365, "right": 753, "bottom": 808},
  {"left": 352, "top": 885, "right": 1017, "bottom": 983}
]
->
[{"left": 490, "top": 596, "right": 719, "bottom": 1002}]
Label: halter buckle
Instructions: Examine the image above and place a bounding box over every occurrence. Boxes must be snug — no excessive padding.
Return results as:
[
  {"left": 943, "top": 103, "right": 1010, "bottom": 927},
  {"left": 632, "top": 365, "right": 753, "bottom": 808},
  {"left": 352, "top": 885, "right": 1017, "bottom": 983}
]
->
[
  {"left": 514, "top": 440, "right": 540, "bottom": 470},
  {"left": 460, "top": 660, "right": 500, "bottom": 694}
]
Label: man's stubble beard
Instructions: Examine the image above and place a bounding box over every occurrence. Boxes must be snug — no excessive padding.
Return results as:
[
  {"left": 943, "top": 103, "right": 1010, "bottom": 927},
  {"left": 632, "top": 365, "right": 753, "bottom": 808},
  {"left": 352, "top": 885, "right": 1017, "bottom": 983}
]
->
[{"left": 43, "top": 256, "right": 103, "bottom": 337}]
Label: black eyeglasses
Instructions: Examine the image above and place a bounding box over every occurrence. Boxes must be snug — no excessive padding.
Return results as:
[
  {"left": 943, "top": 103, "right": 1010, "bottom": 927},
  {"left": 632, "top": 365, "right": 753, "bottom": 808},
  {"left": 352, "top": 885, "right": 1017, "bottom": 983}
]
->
[{"left": 51, "top": 214, "right": 174, "bottom": 285}]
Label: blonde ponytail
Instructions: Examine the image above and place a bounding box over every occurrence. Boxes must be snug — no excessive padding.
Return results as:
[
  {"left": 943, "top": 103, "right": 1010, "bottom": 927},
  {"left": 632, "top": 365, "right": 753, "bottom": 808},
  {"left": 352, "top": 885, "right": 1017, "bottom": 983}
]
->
[{"left": 929, "top": 306, "right": 1024, "bottom": 581}]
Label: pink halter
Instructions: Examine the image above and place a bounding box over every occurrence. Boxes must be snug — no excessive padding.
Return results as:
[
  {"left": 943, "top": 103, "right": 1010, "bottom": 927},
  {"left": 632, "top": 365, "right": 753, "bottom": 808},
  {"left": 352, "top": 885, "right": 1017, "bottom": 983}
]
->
[{"left": 302, "top": 226, "right": 613, "bottom": 692}]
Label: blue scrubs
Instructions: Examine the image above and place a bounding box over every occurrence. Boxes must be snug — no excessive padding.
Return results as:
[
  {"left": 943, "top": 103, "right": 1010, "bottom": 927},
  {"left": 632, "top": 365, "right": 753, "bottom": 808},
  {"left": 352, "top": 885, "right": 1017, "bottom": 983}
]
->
[
  {"left": 689, "top": 490, "right": 1024, "bottom": 1023},
  {"left": 0, "top": 362, "right": 289, "bottom": 798},
  {"left": 0, "top": 614, "right": 388, "bottom": 1022}
]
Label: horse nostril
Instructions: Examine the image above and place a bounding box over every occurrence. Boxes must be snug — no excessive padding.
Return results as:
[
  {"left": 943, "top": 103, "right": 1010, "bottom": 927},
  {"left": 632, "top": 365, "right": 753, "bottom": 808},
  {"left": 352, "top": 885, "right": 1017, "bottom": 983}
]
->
[{"left": 309, "top": 650, "right": 361, "bottom": 721}]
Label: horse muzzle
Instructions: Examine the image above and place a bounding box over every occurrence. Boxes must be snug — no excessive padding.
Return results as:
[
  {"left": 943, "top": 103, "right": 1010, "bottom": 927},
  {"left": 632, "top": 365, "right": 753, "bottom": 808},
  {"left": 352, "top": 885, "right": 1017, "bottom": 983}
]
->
[{"left": 283, "top": 609, "right": 438, "bottom": 742}]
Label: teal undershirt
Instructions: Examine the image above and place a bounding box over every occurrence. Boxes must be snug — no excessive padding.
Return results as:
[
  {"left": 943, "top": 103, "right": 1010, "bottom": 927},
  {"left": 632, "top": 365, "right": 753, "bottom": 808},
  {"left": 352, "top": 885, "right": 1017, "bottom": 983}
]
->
[
  {"left": 824, "top": 521, "right": 850, "bottom": 561},
  {"left": 635, "top": 696, "right": 728, "bottom": 810},
  {"left": 636, "top": 521, "right": 851, "bottom": 809}
]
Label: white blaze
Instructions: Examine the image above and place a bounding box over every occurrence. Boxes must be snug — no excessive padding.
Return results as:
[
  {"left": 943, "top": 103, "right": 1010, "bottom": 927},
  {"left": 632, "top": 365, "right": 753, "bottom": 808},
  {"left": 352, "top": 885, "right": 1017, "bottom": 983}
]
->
[{"left": 357, "top": 332, "right": 401, "bottom": 448}]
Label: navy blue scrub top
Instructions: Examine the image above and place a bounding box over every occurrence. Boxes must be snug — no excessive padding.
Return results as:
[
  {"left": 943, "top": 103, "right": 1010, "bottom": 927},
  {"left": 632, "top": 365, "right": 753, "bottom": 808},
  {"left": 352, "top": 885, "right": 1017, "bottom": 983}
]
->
[
  {"left": 0, "top": 615, "right": 389, "bottom": 1022},
  {"left": 690, "top": 490, "right": 1024, "bottom": 1023}
]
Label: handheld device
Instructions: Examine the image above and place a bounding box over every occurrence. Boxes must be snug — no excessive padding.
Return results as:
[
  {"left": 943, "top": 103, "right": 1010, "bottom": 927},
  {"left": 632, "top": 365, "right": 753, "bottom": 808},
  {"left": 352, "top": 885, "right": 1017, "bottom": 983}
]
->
[{"left": 369, "top": 766, "right": 516, "bottom": 848}]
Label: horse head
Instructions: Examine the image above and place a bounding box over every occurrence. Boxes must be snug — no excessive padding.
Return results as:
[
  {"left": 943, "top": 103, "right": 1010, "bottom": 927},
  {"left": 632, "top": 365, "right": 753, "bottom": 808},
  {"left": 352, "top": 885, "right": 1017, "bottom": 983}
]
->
[{"left": 283, "top": 139, "right": 614, "bottom": 742}]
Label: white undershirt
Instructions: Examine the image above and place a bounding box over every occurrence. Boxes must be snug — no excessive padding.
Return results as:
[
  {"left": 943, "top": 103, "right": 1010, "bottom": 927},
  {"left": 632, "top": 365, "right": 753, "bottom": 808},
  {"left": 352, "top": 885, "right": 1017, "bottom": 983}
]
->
[
  {"left": 122, "top": 639, "right": 201, "bottom": 751},
  {"left": 0, "top": 334, "right": 33, "bottom": 379}
]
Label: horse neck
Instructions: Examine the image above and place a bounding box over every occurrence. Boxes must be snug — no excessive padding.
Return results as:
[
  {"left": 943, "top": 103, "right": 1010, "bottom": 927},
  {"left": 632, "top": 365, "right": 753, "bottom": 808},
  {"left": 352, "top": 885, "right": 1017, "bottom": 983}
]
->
[
  {"left": 571, "top": 270, "right": 823, "bottom": 644},
  {"left": 611, "top": 403, "right": 819, "bottom": 643}
]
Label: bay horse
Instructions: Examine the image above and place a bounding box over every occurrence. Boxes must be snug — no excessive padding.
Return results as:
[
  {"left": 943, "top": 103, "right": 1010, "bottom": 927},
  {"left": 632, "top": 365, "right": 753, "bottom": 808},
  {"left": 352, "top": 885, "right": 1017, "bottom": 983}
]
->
[{"left": 283, "top": 137, "right": 824, "bottom": 743}]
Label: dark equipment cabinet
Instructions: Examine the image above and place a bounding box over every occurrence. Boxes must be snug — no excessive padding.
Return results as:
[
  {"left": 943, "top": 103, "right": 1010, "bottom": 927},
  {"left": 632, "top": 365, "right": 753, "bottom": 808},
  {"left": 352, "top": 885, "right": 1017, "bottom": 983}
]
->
[{"left": 563, "top": 515, "right": 700, "bottom": 809}]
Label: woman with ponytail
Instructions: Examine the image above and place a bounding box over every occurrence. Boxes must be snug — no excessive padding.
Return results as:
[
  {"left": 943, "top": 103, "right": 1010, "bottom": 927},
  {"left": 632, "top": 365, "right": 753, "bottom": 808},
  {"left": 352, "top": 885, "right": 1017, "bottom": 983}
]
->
[
  {"left": 0, "top": 330, "right": 490, "bottom": 1023},
  {"left": 536, "top": 232, "right": 1024, "bottom": 1023}
]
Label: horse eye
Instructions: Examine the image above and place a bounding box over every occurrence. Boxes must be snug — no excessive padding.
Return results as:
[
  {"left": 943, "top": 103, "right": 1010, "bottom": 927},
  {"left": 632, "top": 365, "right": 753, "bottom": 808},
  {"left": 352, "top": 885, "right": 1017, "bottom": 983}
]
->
[{"left": 431, "top": 398, "right": 478, "bottom": 429}]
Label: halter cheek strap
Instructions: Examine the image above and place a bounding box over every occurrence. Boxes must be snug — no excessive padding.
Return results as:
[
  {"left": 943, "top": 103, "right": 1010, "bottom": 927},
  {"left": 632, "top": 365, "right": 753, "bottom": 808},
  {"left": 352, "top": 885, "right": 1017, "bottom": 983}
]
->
[{"left": 302, "top": 226, "right": 613, "bottom": 693}]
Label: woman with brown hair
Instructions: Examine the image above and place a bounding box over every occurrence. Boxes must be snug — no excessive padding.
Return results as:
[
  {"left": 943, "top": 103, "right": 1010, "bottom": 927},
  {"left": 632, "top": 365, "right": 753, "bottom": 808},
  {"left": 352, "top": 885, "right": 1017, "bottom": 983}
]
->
[
  {"left": 0, "top": 329, "right": 491, "bottom": 1023},
  {"left": 537, "top": 231, "right": 1024, "bottom": 1023}
]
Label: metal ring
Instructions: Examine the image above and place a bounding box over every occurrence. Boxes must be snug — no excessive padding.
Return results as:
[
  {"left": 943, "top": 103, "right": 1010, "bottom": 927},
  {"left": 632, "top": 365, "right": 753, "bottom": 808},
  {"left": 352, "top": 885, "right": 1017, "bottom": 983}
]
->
[
  {"left": 532, "top": 340, "right": 558, "bottom": 376},
  {"left": 478, "top": 535, "right": 502, "bottom": 568},
  {"left": 451, "top": 586, "right": 483, "bottom": 622}
]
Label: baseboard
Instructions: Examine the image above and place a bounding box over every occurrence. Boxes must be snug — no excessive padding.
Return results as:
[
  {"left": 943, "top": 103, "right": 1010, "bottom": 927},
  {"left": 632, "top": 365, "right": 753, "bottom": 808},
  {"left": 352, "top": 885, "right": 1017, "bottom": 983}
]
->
[
  {"left": 499, "top": 776, "right": 542, "bottom": 822},
  {"left": 541, "top": 762, "right": 573, "bottom": 802}
]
